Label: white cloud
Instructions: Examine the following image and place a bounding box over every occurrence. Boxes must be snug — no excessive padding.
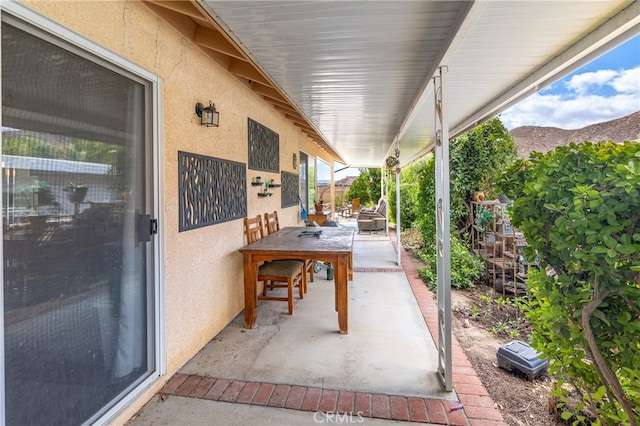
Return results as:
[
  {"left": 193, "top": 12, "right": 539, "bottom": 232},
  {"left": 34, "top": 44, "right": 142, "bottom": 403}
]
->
[
  {"left": 611, "top": 67, "right": 640, "bottom": 94},
  {"left": 501, "top": 66, "right": 640, "bottom": 130},
  {"left": 565, "top": 69, "right": 618, "bottom": 95}
]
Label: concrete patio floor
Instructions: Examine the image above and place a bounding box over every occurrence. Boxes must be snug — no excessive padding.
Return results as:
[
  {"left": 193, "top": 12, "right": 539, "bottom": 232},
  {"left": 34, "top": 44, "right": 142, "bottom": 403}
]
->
[{"left": 127, "top": 221, "right": 506, "bottom": 425}]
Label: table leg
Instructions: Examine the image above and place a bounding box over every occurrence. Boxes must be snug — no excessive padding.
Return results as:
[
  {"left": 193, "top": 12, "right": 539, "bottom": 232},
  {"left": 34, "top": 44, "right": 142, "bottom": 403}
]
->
[
  {"left": 243, "top": 253, "right": 257, "bottom": 329},
  {"left": 348, "top": 252, "right": 353, "bottom": 280},
  {"left": 335, "top": 254, "right": 349, "bottom": 334}
]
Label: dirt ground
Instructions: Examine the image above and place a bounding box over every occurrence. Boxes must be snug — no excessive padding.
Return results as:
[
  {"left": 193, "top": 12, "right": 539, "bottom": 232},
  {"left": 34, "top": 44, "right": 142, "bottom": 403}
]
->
[
  {"left": 450, "top": 288, "right": 562, "bottom": 426},
  {"left": 400, "top": 228, "right": 561, "bottom": 425}
]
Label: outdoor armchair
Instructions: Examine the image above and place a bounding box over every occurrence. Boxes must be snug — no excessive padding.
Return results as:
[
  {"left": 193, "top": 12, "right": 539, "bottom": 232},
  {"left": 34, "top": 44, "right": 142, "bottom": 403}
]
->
[{"left": 356, "top": 198, "right": 387, "bottom": 233}]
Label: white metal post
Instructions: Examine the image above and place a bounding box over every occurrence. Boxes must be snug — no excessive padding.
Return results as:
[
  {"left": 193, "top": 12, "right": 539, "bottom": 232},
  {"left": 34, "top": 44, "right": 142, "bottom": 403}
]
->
[
  {"left": 434, "top": 66, "right": 452, "bottom": 391},
  {"left": 395, "top": 163, "right": 401, "bottom": 265}
]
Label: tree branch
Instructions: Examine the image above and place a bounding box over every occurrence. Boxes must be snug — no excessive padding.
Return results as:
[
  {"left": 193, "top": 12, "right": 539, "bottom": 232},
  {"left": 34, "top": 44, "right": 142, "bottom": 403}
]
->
[{"left": 581, "top": 285, "right": 637, "bottom": 426}]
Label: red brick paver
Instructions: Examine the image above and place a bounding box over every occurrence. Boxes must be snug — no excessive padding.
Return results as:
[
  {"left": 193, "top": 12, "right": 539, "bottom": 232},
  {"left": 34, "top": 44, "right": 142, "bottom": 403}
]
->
[
  {"left": 284, "top": 385, "right": 306, "bottom": 410},
  {"left": 407, "top": 397, "right": 428, "bottom": 423},
  {"left": 251, "top": 383, "right": 275, "bottom": 406},
  {"left": 390, "top": 396, "right": 410, "bottom": 421},
  {"left": 191, "top": 376, "right": 216, "bottom": 398},
  {"left": 301, "top": 387, "right": 322, "bottom": 411},
  {"left": 318, "top": 389, "right": 338, "bottom": 413},
  {"left": 371, "top": 393, "right": 390, "bottom": 419},
  {"left": 236, "top": 381, "right": 260, "bottom": 404},
  {"left": 268, "top": 384, "right": 291, "bottom": 407},
  {"left": 220, "top": 380, "right": 246, "bottom": 402},
  {"left": 354, "top": 392, "right": 372, "bottom": 417},
  {"left": 203, "top": 378, "right": 230, "bottom": 400},
  {"left": 337, "top": 391, "right": 354, "bottom": 413}
]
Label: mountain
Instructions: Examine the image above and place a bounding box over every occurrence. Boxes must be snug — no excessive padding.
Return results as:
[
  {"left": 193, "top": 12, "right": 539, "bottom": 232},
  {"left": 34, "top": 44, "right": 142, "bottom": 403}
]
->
[{"left": 510, "top": 110, "right": 640, "bottom": 159}]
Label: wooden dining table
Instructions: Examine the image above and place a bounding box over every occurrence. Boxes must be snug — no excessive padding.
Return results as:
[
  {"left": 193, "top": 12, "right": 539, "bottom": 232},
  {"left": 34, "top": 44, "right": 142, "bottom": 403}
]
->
[{"left": 239, "top": 226, "right": 355, "bottom": 333}]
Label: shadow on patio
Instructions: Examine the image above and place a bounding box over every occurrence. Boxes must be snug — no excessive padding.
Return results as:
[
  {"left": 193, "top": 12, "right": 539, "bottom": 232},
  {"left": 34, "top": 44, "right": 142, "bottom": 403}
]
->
[{"left": 128, "top": 221, "right": 506, "bottom": 425}]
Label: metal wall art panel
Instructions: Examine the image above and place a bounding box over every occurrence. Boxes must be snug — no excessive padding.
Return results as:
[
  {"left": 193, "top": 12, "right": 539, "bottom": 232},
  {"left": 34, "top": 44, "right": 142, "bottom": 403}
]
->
[
  {"left": 248, "top": 118, "right": 279, "bottom": 173},
  {"left": 179, "top": 151, "right": 247, "bottom": 232},
  {"left": 281, "top": 171, "right": 299, "bottom": 208}
]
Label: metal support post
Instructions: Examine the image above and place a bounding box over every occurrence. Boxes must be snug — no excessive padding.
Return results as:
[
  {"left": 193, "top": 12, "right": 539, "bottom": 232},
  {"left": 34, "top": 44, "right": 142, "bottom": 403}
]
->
[{"left": 434, "top": 66, "right": 452, "bottom": 392}]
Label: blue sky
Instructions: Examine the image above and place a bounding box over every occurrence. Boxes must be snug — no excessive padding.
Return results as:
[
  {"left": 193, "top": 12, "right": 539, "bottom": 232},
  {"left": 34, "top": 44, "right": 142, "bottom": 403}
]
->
[{"left": 500, "top": 34, "right": 640, "bottom": 130}]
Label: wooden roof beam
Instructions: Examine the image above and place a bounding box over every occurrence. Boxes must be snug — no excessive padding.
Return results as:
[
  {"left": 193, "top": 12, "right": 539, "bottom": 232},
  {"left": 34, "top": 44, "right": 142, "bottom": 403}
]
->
[
  {"left": 252, "top": 82, "right": 288, "bottom": 103},
  {"left": 228, "top": 60, "right": 270, "bottom": 86},
  {"left": 273, "top": 104, "right": 300, "bottom": 116},
  {"left": 193, "top": 26, "right": 246, "bottom": 60},
  {"left": 143, "top": 1, "right": 203, "bottom": 20},
  {"left": 142, "top": 1, "right": 198, "bottom": 39},
  {"left": 266, "top": 97, "right": 297, "bottom": 111}
]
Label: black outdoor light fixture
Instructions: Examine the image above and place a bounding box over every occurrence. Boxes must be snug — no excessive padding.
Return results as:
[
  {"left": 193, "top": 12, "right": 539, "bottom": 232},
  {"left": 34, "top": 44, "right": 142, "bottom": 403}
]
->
[{"left": 195, "top": 101, "right": 219, "bottom": 127}]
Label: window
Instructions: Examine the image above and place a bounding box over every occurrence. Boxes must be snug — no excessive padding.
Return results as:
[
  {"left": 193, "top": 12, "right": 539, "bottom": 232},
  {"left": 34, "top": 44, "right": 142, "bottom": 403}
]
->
[{"left": 2, "top": 11, "right": 158, "bottom": 425}]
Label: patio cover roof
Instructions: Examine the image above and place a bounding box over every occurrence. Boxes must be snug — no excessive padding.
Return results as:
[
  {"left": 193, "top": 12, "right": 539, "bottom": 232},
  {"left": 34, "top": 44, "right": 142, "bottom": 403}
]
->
[{"left": 145, "top": 0, "right": 640, "bottom": 168}]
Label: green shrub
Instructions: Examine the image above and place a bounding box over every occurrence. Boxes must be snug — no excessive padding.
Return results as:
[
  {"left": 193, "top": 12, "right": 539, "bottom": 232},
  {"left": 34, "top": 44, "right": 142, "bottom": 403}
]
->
[
  {"left": 389, "top": 160, "right": 423, "bottom": 230},
  {"left": 450, "top": 117, "right": 518, "bottom": 232},
  {"left": 417, "top": 234, "right": 485, "bottom": 291},
  {"left": 510, "top": 141, "right": 640, "bottom": 425}
]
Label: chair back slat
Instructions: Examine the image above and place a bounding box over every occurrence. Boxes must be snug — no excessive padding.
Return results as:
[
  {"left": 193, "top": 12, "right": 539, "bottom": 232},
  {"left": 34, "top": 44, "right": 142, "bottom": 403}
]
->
[
  {"left": 244, "top": 215, "right": 264, "bottom": 244},
  {"left": 264, "top": 211, "right": 280, "bottom": 235}
]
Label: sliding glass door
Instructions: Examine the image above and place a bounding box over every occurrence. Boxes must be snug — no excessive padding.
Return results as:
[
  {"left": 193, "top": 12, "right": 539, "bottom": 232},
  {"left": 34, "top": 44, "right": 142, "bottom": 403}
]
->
[{"left": 2, "top": 13, "right": 157, "bottom": 425}]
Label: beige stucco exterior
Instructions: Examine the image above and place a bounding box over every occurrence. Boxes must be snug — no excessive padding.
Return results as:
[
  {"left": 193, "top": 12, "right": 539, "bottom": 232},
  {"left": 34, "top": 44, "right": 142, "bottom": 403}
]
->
[{"left": 16, "top": 0, "right": 338, "bottom": 423}]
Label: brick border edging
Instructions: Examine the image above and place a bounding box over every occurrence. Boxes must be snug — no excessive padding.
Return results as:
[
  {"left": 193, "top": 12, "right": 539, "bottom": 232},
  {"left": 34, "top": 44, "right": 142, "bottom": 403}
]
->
[
  {"left": 390, "top": 230, "right": 507, "bottom": 425},
  {"left": 161, "top": 373, "right": 479, "bottom": 425}
]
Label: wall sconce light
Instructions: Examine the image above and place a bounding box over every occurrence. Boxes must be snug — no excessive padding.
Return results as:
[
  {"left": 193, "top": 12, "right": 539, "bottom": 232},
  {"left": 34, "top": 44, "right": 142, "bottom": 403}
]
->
[{"left": 195, "top": 101, "right": 219, "bottom": 127}]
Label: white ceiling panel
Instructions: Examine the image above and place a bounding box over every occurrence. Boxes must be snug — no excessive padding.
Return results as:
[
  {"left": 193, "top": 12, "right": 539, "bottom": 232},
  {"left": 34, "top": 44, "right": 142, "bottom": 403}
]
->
[{"left": 195, "top": 0, "right": 639, "bottom": 167}]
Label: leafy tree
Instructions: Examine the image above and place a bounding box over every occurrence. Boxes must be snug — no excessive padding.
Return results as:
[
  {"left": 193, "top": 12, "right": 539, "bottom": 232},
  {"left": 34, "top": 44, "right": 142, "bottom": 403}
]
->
[
  {"left": 2, "top": 133, "right": 122, "bottom": 164},
  {"left": 449, "top": 117, "right": 518, "bottom": 233},
  {"left": 413, "top": 152, "right": 485, "bottom": 289},
  {"left": 345, "top": 168, "right": 378, "bottom": 206},
  {"left": 510, "top": 141, "right": 640, "bottom": 425},
  {"left": 366, "top": 168, "right": 382, "bottom": 206},
  {"left": 415, "top": 153, "right": 437, "bottom": 245},
  {"left": 388, "top": 161, "right": 421, "bottom": 229},
  {"left": 2, "top": 136, "right": 55, "bottom": 158}
]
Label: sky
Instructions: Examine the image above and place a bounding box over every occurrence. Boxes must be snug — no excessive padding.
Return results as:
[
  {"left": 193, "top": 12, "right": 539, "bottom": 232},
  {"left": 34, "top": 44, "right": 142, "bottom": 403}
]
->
[{"left": 500, "top": 34, "right": 640, "bottom": 130}]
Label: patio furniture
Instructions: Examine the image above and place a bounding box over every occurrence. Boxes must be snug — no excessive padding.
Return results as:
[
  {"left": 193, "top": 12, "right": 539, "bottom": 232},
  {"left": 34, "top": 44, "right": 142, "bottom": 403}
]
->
[
  {"left": 239, "top": 226, "right": 355, "bottom": 333},
  {"left": 357, "top": 198, "right": 387, "bottom": 233},
  {"left": 264, "top": 210, "right": 313, "bottom": 286},
  {"left": 243, "top": 215, "right": 304, "bottom": 315},
  {"left": 346, "top": 198, "right": 360, "bottom": 217}
]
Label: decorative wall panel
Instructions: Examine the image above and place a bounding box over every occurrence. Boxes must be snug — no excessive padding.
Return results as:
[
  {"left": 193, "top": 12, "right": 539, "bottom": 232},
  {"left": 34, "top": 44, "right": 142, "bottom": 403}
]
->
[
  {"left": 179, "top": 151, "right": 247, "bottom": 232},
  {"left": 281, "top": 171, "right": 299, "bottom": 208},
  {"left": 248, "top": 118, "right": 279, "bottom": 173}
]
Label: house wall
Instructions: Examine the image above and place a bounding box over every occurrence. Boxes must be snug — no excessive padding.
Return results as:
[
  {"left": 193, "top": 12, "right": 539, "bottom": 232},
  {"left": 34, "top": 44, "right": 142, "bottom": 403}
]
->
[{"left": 19, "top": 0, "right": 336, "bottom": 423}]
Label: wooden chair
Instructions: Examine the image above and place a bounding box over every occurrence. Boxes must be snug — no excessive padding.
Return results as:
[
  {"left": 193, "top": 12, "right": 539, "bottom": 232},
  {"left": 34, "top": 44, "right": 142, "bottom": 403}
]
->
[
  {"left": 264, "top": 211, "right": 313, "bottom": 288},
  {"left": 244, "top": 215, "right": 304, "bottom": 314},
  {"left": 345, "top": 198, "right": 360, "bottom": 217},
  {"left": 350, "top": 198, "right": 361, "bottom": 215}
]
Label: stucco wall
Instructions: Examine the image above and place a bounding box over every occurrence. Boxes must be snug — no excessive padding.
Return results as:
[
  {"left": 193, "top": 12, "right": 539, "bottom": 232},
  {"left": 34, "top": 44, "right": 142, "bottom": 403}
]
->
[{"left": 19, "top": 1, "right": 336, "bottom": 423}]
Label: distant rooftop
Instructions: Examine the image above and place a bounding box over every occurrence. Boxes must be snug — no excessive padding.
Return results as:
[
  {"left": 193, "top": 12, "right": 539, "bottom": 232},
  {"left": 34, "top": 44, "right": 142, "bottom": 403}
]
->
[{"left": 2, "top": 155, "right": 110, "bottom": 175}]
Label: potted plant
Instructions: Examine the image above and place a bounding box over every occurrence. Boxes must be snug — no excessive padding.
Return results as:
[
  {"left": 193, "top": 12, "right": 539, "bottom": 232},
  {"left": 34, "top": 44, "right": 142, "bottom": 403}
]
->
[
  {"left": 474, "top": 205, "right": 494, "bottom": 232},
  {"left": 64, "top": 181, "right": 88, "bottom": 203},
  {"left": 314, "top": 200, "right": 324, "bottom": 213}
]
